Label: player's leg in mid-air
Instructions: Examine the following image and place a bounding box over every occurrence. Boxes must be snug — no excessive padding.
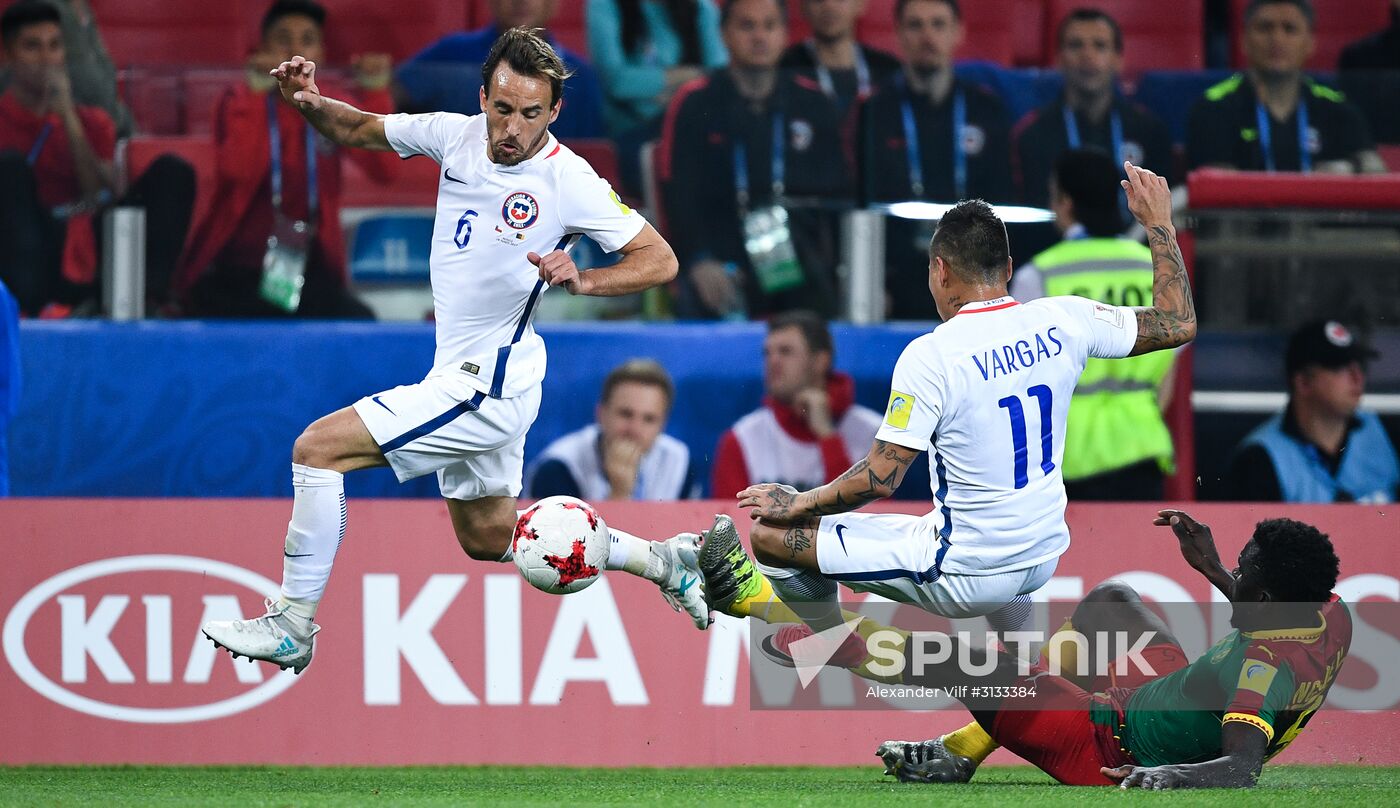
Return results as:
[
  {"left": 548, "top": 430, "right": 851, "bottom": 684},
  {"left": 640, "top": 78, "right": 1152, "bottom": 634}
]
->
[
  {"left": 203, "top": 378, "right": 709, "bottom": 674},
  {"left": 701, "top": 512, "right": 1049, "bottom": 636}
]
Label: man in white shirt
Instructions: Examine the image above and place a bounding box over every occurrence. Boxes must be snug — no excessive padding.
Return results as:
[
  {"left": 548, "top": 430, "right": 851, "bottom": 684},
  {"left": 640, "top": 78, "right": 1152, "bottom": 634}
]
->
[
  {"left": 204, "top": 29, "right": 711, "bottom": 675},
  {"left": 702, "top": 162, "right": 1194, "bottom": 630},
  {"left": 699, "top": 162, "right": 1195, "bottom": 777}
]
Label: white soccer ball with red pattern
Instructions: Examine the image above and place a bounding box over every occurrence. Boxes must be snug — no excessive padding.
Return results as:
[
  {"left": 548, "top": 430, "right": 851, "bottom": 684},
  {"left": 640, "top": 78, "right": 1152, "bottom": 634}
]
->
[{"left": 512, "top": 496, "right": 610, "bottom": 594}]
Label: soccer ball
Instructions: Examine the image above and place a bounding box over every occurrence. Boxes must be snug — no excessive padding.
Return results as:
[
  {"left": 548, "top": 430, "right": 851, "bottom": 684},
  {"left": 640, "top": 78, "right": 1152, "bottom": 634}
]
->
[{"left": 512, "top": 496, "right": 610, "bottom": 594}]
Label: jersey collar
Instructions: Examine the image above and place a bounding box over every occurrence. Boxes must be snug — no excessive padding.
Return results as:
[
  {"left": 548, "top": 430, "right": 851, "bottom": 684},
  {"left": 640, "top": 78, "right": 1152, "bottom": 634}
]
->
[
  {"left": 1242, "top": 609, "right": 1327, "bottom": 643},
  {"left": 957, "top": 296, "right": 1019, "bottom": 315}
]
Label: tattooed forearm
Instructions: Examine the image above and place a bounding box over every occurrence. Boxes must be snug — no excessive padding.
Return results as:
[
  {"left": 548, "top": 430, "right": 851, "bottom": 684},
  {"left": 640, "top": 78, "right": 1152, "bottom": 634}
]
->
[
  {"left": 1132, "top": 225, "right": 1197, "bottom": 354},
  {"left": 803, "top": 440, "right": 920, "bottom": 517},
  {"left": 782, "top": 526, "right": 813, "bottom": 559}
]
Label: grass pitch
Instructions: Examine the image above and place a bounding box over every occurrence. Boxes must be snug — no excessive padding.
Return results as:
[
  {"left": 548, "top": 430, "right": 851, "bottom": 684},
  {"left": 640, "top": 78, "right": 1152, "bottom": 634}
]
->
[{"left": 3, "top": 765, "right": 1398, "bottom": 807}]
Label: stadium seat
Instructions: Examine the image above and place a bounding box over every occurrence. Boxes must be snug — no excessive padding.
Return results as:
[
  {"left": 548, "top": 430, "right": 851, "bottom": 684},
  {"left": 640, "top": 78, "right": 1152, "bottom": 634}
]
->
[
  {"left": 347, "top": 213, "right": 436, "bottom": 283},
  {"left": 956, "top": 63, "right": 1063, "bottom": 124},
  {"left": 123, "top": 136, "right": 218, "bottom": 233},
  {"left": 541, "top": 1, "right": 590, "bottom": 59},
  {"left": 121, "top": 70, "right": 183, "bottom": 136},
  {"left": 90, "top": 0, "right": 252, "bottom": 66},
  {"left": 341, "top": 154, "right": 442, "bottom": 209},
  {"left": 1380, "top": 146, "right": 1400, "bottom": 173},
  {"left": 859, "top": 0, "right": 1016, "bottom": 66},
  {"left": 787, "top": 2, "right": 812, "bottom": 44},
  {"left": 1045, "top": 0, "right": 1205, "bottom": 75},
  {"left": 1012, "top": 0, "right": 1046, "bottom": 66},
  {"left": 1133, "top": 69, "right": 1234, "bottom": 145},
  {"left": 563, "top": 139, "right": 624, "bottom": 198},
  {"left": 1229, "top": 0, "right": 1392, "bottom": 71}
]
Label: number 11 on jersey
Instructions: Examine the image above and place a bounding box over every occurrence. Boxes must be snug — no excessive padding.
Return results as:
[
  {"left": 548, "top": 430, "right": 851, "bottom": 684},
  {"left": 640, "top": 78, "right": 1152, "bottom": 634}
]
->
[{"left": 998, "top": 384, "right": 1055, "bottom": 489}]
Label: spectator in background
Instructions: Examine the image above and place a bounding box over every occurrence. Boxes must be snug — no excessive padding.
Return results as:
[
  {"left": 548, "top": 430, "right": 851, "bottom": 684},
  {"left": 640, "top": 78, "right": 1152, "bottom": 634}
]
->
[
  {"left": 1012, "top": 7, "right": 1172, "bottom": 208},
  {"left": 855, "top": 0, "right": 1010, "bottom": 319},
  {"left": 527, "top": 359, "right": 699, "bottom": 500},
  {"left": 0, "top": 0, "right": 193, "bottom": 317},
  {"left": 1010, "top": 149, "right": 1175, "bottom": 501},
  {"left": 1338, "top": 0, "right": 1400, "bottom": 145},
  {"left": 712, "top": 311, "right": 882, "bottom": 496},
  {"left": 779, "top": 0, "right": 901, "bottom": 115},
  {"left": 0, "top": 0, "right": 131, "bottom": 137},
  {"left": 660, "top": 0, "right": 848, "bottom": 320},
  {"left": 1226, "top": 320, "right": 1398, "bottom": 503},
  {"left": 0, "top": 277, "right": 17, "bottom": 496},
  {"left": 175, "top": 0, "right": 394, "bottom": 319},
  {"left": 1188, "top": 0, "right": 1385, "bottom": 174},
  {"left": 393, "top": 0, "right": 605, "bottom": 140},
  {"left": 588, "top": 0, "right": 726, "bottom": 195}
]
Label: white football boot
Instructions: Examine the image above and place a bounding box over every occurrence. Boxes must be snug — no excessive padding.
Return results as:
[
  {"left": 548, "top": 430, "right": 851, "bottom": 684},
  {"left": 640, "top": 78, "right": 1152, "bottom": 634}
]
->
[
  {"left": 653, "top": 532, "right": 713, "bottom": 630},
  {"left": 201, "top": 598, "right": 319, "bottom": 674}
]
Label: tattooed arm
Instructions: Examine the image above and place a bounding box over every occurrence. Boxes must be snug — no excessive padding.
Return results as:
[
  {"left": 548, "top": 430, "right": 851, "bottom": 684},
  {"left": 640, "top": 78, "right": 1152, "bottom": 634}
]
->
[
  {"left": 737, "top": 439, "right": 922, "bottom": 524},
  {"left": 1119, "top": 161, "right": 1197, "bottom": 357}
]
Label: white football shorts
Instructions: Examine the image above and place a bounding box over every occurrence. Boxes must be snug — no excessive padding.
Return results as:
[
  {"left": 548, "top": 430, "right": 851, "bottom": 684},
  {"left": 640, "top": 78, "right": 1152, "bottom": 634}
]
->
[
  {"left": 814, "top": 511, "right": 1058, "bottom": 617},
  {"left": 352, "top": 373, "right": 542, "bottom": 501}
]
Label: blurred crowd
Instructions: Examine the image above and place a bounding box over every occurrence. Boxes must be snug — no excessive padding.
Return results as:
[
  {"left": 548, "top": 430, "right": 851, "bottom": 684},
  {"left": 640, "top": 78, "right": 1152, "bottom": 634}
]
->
[{"left": 0, "top": 0, "right": 1395, "bottom": 321}]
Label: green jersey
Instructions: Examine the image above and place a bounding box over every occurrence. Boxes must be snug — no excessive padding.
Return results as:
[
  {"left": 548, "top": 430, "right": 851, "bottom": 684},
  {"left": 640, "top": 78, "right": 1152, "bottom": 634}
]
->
[{"left": 1117, "top": 597, "right": 1351, "bottom": 767}]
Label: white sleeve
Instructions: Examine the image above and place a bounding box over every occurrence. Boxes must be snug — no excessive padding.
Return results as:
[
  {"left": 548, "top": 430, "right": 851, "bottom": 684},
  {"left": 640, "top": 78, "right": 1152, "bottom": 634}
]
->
[
  {"left": 382, "top": 112, "right": 470, "bottom": 163},
  {"left": 874, "top": 340, "right": 942, "bottom": 453},
  {"left": 1058, "top": 295, "right": 1139, "bottom": 359},
  {"left": 557, "top": 166, "right": 647, "bottom": 253}
]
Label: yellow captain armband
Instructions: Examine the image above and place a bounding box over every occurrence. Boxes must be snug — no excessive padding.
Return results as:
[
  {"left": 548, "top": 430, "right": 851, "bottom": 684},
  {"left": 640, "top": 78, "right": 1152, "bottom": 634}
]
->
[{"left": 1222, "top": 712, "right": 1275, "bottom": 743}]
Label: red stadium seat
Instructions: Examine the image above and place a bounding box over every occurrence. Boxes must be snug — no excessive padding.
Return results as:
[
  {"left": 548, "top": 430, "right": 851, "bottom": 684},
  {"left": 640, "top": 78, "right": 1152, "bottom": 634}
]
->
[
  {"left": 564, "top": 139, "right": 624, "bottom": 196},
  {"left": 859, "top": 0, "right": 1016, "bottom": 65},
  {"left": 341, "top": 153, "right": 442, "bottom": 209},
  {"left": 1045, "top": 0, "right": 1205, "bottom": 75},
  {"left": 542, "top": 2, "right": 590, "bottom": 58},
  {"left": 124, "top": 136, "right": 218, "bottom": 234},
  {"left": 1229, "top": 0, "right": 1392, "bottom": 71},
  {"left": 1380, "top": 145, "right": 1400, "bottom": 173},
  {"left": 121, "top": 70, "right": 183, "bottom": 136},
  {"left": 1012, "top": 0, "right": 1046, "bottom": 66},
  {"left": 181, "top": 70, "right": 246, "bottom": 136},
  {"left": 787, "top": 1, "right": 812, "bottom": 43},
  {"left": 90, "top": 0, "right": 252, "bottom": 66}
]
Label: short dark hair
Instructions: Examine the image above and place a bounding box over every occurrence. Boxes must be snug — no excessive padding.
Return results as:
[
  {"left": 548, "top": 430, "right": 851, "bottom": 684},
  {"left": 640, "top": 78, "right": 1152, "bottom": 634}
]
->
[
  {"left": 895, "top": 0, "right": 961, "bottom": 22},
  {"left": 768, "top": 310, "right": 834, "bottom": 361},
  {"left": 1243, "top": 0, "right": 1315, "bottom": 28},
  {"left": 1250, "top": 518, "right": 1339, "bottom": 603},
  {"left": 482, "top": 26, "right": 573, "bottom": 107},
  {"left": 1, "top": 0, "right": 60, "bottom": 46},
  {"left": 600, "top": 359, "right": 675, "bottom": 412},
  {"left": 260, "top": 0, "right": 326, "bottom": 38},
  {"left": 1053, "top": 148, "right": 1123, "bottom": 237},
  {"left": 1056, "top": 7, "right": 1123, "bottom": 53},
  {"left": 721, "top": 0, "right": 787, "bottom": 28},
  {"left": 930, "top": 200, "right": 1010, "bottom": 284}
]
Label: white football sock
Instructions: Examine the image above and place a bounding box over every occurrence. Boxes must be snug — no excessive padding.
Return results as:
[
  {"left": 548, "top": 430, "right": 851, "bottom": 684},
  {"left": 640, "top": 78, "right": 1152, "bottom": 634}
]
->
[
  {"left": 278, "top": 464, "right": 346, "bottom": 625},
  {"left": 497, "top": 509, "right": 528, "bottom": 563},
  {"left": 605, "top": 528, "right": 665, "bottom": 581}
]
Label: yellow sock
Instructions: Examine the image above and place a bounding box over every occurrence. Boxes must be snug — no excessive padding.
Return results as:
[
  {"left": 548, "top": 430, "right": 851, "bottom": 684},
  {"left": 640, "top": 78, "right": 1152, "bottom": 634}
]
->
[
  {"left": 727, "top": 573, "right": 865, "bottom": 626},
  {"left": 942, "top": 722, "right": 999, "bottom": 763},
  {"left": 1041, "top": 618, "right": 1086, "bottom": 687}
]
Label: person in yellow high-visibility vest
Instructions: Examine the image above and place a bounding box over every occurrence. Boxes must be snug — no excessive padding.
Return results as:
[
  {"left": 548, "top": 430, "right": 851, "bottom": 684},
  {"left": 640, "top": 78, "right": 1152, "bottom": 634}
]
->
[{"left": 1010, "top": 148, "right": 1175, "bottom": 499}]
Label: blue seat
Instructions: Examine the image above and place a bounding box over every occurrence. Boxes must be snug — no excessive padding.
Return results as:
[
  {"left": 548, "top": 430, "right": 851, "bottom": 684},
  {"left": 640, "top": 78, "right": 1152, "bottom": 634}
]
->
[
  {"left": 1132, "top": 70, "right": 1234, "bottom": 145},
  {"left": 955, "top": 62, "right": 1063, "bottom": 124},
  {"left": 348, "top": 213, "right": 436, "bottom": 283}
]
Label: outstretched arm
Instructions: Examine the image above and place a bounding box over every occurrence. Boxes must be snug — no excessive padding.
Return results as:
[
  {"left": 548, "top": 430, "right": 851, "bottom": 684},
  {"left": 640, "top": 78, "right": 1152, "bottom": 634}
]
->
[
  {"left": 1120, "top": 161, "right": 1197, "bottom": 356},
  {"left": 270, "top": 55, "right": 390, "bottom": 151},
  {"left": 530, "top": 222, "right": 678, "bottom": 296},
  {"left": 738, "top": 439, "right": 921, "bottom": 524},
  {"left": 1102, "top": 721, "right": 1267, "bottom": 789},
  {"left": 1154, "top": 509, "right": 1235, "bottom": 599}
]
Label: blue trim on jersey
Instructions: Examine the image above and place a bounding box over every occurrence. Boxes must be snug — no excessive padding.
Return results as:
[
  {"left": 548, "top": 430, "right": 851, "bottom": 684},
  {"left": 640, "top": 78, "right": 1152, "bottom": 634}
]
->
[
  {"left": 826, "top": 565, "right": 942, "bottom": 585},
  {"left": 932, "top": 443, "right": 953, "bottom": 576},
  {"left": 379, "top": 390, "right": 488, "bottom": 454},
  {"left": 488, "top": 234, "right": 577, "bottom": 399}
]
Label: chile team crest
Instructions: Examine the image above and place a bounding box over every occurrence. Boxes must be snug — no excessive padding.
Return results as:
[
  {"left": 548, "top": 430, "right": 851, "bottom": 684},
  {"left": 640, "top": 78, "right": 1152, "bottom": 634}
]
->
[{"left": 502, "top": 192, "right": 539, "bottom": 230}]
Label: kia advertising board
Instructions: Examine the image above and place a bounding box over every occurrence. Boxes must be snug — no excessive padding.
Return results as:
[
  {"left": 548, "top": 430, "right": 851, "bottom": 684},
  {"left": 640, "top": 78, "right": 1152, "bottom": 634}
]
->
[{"left": 1, "top": 500, "right": 1395, "bottom": 765}]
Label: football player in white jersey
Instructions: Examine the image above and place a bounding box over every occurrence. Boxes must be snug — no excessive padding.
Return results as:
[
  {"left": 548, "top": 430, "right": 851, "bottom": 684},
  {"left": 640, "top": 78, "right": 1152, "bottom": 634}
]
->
[
  {"left": 203, "top": 29, "right": 712, "bottom": 674},
  {"left": 698, "top": 161, "right": 1194, "bottom": 774}
]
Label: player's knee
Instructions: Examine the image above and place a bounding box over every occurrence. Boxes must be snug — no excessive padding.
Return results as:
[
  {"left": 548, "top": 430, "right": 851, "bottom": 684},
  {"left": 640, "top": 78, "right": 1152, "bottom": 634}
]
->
[
  {"left": 291, "top": 426, "right": 333, "bottom": 469},
  {"left": 1084, "top": 581, "right": 1141, "bottom": 605}
]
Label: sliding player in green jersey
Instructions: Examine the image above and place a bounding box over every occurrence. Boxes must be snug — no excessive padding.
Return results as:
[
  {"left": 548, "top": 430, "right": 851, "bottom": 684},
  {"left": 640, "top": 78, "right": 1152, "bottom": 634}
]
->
[{"left": 743, "top": 510, "right": 1351, "bottom": 789}]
